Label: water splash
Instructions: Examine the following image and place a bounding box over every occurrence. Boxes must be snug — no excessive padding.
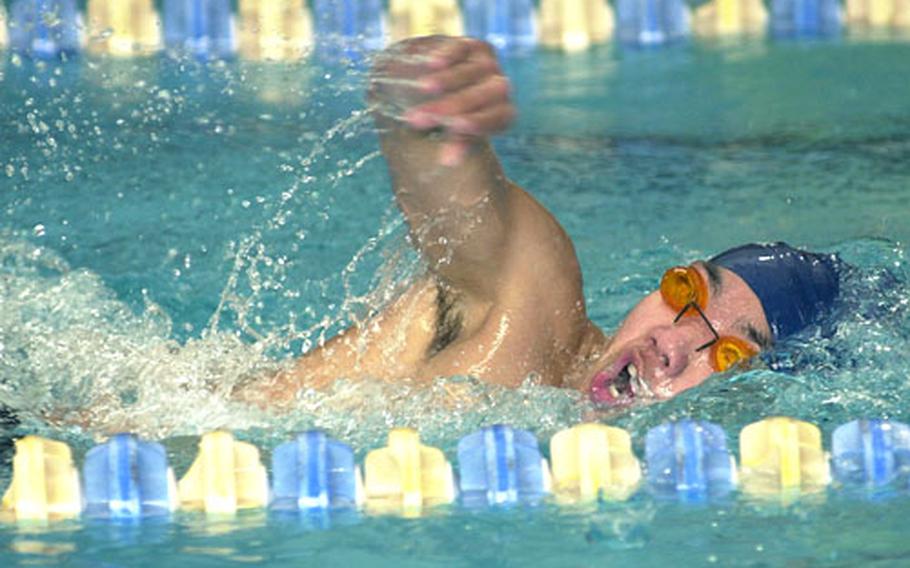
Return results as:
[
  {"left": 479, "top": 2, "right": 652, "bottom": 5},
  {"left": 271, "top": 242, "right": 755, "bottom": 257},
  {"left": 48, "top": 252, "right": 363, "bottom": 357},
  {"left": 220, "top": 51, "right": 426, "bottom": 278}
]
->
[{"left": 0, "top": 225, "right": 592, "bottom": 455}]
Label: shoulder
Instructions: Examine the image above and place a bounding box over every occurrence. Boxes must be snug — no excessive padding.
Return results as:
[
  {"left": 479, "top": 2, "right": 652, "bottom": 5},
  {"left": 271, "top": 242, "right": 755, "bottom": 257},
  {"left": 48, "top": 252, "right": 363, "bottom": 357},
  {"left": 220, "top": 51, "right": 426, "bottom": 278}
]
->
[{"left": 492, "top": 183, "right": 589, "bottom": 349}]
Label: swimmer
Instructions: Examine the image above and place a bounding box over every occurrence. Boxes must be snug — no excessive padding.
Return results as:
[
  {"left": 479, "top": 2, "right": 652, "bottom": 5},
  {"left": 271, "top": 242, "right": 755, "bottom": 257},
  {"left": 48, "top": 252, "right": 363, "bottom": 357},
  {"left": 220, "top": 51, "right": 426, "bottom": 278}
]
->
[{"left": 240, "top": 35, "right": 840, "bottom": 408}]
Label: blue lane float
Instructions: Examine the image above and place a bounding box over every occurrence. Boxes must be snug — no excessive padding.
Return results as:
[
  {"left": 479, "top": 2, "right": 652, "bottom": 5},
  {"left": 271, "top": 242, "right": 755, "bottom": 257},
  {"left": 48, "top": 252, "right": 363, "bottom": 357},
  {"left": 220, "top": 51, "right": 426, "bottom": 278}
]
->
[
  {"left": 615, "top": 0, "right": 691, "bottom": 45},
  {"left": 311, "top": 0, "right": 385, "bottom": 55},
  {"left": 83, "top": 434, "right": 178, "bottom": 518},
  {"left": 770, "top": 0, "right": 842, "bottom": 36},
  {"left": 271, "top": 431, "right": 363, "bottom": 511},
  {"left": 457, "top": 425, "right": 550, "bottom": 506},
  {"left": 831, "top": 419, "right": 910, "bottom": 489},
  {"left": 8, "top": 0, "right": 82, "bottom": 58},
  {"left": 163, "top": 0, "right": 236, "bottom": 59},
  {"left": 463, "top": 0, "right": 537, "bottom": 51},
  {"left": 645, "top": 420, "right": 737, "bottom": 501}
]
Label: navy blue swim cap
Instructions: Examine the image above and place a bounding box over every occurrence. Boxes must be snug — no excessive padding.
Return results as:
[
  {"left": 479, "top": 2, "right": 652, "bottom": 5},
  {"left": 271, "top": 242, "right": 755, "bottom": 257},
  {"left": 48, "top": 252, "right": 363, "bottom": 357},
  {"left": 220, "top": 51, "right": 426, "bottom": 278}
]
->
[{"left": 710, "top": 242, "right": 840, "bottom": 341}]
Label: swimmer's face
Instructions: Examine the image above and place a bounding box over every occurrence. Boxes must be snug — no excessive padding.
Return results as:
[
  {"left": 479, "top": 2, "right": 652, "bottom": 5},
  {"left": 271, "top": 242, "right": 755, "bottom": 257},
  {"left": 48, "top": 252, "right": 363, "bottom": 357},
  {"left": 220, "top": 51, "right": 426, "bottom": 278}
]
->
[{"left": 587, "top": 262, "right": 772, "bottom": 407}]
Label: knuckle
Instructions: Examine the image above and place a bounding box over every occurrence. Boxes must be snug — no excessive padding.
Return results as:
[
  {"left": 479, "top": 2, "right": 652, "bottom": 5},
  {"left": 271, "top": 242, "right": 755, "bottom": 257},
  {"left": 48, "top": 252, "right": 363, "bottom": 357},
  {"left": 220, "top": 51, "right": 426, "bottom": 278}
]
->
[
  {"left": 489, "top": 75, "right": 511, "bottom": 97},
  {"left": 480, "top": 57, "right": 500, "bottom": 75},
  {"left": 476, "top": 40, "right": 496, "bottom": 57},
  {"left": 465, "top": 37, "right": 497, "bottom": 59}
]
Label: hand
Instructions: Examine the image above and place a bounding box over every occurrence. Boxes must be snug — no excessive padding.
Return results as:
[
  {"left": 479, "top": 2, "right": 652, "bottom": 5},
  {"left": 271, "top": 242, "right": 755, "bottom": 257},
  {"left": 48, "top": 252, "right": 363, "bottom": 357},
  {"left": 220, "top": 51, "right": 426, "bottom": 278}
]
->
[{"left": 370, "top": 36, "right": 515, "bottom": 166}]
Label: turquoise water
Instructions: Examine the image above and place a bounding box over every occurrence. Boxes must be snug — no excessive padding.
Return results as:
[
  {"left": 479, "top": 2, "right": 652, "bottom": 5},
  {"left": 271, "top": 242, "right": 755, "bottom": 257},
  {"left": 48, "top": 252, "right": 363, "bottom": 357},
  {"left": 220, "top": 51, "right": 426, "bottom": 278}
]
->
[{"left": 2, "top": 37, "right": 910, "bottom": 565}]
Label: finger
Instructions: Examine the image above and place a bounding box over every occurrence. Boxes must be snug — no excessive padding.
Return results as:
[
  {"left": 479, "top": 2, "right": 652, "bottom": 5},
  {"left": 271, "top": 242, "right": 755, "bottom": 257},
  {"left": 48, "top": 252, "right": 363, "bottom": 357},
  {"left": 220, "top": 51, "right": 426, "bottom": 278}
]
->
[
  {"left": 415, "top": 75, "right": 511, "bottom": 119},
  {"left": 426, "top": 37, "right": 477, "bottom": 70},
  {"left": 374, "top": 37, "right": 449, "bottom": 78},
  {"left": 403, "top": 108, "right": 440, "bottom": 129},
  {"left": 446, "top": 103, "right": 516, "bottom": 137},
  {"left": 420, "top": 56, "right": 501, "bottom": 95},
  {"left": 371, "top": 39, "right": 486, "bottom": 118}
]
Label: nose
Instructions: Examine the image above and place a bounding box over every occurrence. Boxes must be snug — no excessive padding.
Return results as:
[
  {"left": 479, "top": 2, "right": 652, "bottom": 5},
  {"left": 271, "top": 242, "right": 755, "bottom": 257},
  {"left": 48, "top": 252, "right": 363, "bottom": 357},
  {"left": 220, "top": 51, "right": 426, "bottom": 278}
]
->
[{"left": 648, "top": 321, "right": 711, "bottom": 377}]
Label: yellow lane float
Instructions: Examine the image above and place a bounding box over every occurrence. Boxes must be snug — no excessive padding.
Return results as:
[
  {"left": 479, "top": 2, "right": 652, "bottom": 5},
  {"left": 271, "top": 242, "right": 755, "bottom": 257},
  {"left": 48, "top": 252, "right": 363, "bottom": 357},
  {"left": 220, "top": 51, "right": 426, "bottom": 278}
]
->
[
  {"left": 0, "top": 2, "right": 8, "bottom": 48},
  {"left": 177, "top": 431, "right": 269, "bottom": 514},
  {"left": 237, "top": 0, "right": 313, "bottom": 61},
  {"left": 363, "top": 428, "right": 456, "bottom": 515},
  {"left": 549, "top": 423, "right": 641, "bottom": 502},
  {"left": 85, "top": 0, "right": 161, "bottom": 56},
  {"left": 539, "top": 0, "right": 614, "bottom": 51},
  {"left": 1, "top": 436, "right": 82, "bottom": 522},
  {"left": 845, "top": 0, "right": 910, "bottom": 29},
  {"left": 388, "top": 0, "right": 464, "bottom": 41},
  {"left": 739, "top": 417, "right": 831, "bottom": 497},
  {"left": 692, "top": 0, "right": 768, "bottom": 36}
]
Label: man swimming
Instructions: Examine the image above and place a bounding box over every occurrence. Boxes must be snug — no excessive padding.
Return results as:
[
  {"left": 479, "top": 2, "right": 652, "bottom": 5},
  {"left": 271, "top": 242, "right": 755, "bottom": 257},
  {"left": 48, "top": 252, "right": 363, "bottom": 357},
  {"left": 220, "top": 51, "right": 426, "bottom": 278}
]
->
[{"left": 241, "top": 35, "right": 839, "bottom": 408}]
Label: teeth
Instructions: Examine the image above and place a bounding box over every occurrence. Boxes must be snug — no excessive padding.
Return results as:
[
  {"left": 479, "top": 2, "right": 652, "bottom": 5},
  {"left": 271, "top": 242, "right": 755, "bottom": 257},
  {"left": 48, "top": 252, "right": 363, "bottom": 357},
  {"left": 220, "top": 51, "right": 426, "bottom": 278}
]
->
[
  {"left": 624, "top": 363, "right": 654, "bottom": 399},
  {"left": 633, "top": 374, "right": 655, "bottom": 398},
  {"left": 609, "top": 384, "right": 619, "bottom": 399}
]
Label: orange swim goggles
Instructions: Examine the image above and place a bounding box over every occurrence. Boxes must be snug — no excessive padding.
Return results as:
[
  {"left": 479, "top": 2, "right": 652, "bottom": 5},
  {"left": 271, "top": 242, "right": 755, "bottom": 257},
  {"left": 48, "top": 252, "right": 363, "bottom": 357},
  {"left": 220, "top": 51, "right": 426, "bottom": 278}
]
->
[{"left": 660, "top": 266, "right": 758, "bottom": 372}]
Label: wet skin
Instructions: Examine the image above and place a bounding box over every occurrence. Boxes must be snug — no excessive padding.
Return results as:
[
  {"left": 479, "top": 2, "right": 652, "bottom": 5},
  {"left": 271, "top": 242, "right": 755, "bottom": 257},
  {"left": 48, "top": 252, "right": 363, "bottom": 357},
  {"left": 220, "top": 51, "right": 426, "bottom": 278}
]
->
[
  {"left": 242, "top": 36, "right": 774, "bottom": 409},
  {"left": 584, "top": 262, "right": 772, "bottom": 407}
]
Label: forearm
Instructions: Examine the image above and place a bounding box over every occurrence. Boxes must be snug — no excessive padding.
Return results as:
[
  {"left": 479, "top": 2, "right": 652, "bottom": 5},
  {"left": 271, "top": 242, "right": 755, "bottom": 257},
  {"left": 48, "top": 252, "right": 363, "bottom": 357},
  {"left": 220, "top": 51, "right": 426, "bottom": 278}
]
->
[
  {"left": 377, "top": 115, "right": 508, "bottom": 215},
  {"left": 369, "top": 36, "right": 518, "bottom": 297},
  {"left": 376, "top": 119, "right": 513, "bottom": 292}
]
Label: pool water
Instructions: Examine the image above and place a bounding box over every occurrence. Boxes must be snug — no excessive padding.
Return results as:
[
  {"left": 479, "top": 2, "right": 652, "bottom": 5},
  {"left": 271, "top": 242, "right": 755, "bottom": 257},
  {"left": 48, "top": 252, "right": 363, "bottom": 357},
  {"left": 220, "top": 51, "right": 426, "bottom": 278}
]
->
[{"left": 2, "top": 36, "right": 910, "bottom": 565}]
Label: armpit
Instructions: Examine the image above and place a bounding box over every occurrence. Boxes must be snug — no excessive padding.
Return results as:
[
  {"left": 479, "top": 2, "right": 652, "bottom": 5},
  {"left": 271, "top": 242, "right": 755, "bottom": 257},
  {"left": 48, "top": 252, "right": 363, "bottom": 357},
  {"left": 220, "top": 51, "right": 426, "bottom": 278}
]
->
[{"left": 427, "top": 281, "right": 464, "bottom": 357}]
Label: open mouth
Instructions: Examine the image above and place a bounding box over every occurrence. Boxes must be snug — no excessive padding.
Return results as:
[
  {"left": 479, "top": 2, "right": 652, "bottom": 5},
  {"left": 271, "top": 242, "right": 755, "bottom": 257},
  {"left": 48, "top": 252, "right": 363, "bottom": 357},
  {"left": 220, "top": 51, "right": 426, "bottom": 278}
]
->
[{"left": 590, "top": 353, "right": 653, "bottom": 406}]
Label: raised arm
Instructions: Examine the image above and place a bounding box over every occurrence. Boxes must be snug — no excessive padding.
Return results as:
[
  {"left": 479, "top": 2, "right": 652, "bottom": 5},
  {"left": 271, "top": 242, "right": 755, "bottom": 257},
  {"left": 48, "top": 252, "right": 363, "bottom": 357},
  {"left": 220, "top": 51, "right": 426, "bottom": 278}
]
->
[
  {"left": 369, "top": 36, "right": 518, "bottom": 301},
  {"left": 237, "top": 37, "right": 591, "bottom": 405}
]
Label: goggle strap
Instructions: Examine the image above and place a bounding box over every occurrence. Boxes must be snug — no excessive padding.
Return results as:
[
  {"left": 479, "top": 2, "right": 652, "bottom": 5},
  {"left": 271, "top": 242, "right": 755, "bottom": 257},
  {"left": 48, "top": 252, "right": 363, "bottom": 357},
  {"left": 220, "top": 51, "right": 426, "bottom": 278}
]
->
[
  {"left": 687, "top": 302, "right": 719, "bottom": 352},
  {"left": 673, "top": 303, "right": 690, "bottom": 323}
]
